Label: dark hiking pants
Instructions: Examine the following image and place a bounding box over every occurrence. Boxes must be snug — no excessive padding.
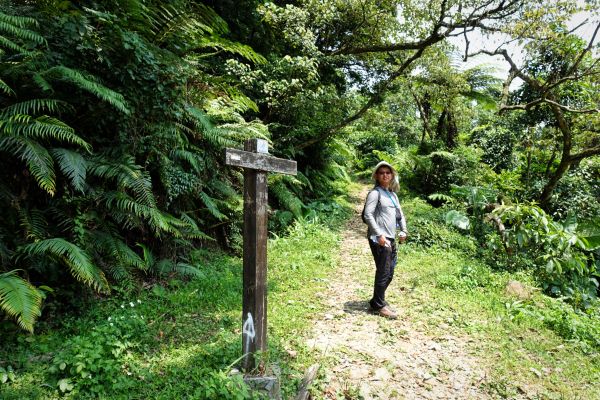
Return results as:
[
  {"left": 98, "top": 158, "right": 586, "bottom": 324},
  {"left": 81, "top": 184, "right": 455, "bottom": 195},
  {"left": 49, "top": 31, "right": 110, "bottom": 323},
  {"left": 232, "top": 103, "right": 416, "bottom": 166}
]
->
[{"left": 368, "top": 238, "right": 397, "bottom": 310}]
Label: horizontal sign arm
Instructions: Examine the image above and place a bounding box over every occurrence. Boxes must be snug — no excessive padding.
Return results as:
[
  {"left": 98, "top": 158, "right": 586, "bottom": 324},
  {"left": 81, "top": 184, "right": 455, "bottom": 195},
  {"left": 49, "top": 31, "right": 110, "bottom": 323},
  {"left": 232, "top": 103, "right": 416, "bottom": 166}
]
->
[{"left": 225, "top": 148, "right": 297, "bottom": 175}]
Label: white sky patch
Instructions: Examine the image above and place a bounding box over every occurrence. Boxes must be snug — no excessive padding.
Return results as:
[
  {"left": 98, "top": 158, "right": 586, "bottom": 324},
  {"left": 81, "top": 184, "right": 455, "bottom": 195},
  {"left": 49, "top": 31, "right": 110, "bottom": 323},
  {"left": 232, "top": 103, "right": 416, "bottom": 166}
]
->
[{"left": 448, "top": 7, "right": 599, "bottom": 87}]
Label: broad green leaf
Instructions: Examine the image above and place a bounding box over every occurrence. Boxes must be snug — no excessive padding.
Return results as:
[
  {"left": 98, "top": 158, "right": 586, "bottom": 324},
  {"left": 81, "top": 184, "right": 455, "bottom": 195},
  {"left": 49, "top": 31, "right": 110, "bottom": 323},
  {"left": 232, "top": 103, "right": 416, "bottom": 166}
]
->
[{"left": 445, "top": 210, "right": 470, "bottom": 230}]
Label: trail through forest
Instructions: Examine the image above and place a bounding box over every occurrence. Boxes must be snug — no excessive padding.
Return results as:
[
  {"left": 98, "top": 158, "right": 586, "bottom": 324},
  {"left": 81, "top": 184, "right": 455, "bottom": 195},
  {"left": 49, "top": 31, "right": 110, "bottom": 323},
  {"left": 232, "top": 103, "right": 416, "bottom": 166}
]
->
[{"left": 305, "top": 185, "right": 491, "bottom": 400}]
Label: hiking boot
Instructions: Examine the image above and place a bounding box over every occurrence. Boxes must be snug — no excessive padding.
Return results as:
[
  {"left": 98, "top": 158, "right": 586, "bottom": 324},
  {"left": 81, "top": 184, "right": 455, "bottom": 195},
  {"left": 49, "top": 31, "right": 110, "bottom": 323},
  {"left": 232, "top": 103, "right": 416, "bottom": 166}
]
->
[{"left": 377, "top": 306, "right": 397, "bottom": 319}]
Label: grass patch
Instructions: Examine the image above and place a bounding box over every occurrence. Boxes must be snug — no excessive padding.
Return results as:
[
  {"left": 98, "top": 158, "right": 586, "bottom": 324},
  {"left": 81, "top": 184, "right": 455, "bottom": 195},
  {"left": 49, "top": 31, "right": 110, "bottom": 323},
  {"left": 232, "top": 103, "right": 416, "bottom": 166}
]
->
[
  {"left": 0, "top": 211, "right": 346, "bottom": 399},
  {"left": 390, "top": 197, "right": 600, "bottom": 399}
]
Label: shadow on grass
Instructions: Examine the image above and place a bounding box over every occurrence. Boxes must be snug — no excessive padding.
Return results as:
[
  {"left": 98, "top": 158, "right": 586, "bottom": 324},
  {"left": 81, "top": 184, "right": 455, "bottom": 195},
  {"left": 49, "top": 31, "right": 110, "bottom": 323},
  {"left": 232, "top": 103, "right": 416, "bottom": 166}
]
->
[{"left": 343, "top": 300, "right": 371, "bottom": 315}]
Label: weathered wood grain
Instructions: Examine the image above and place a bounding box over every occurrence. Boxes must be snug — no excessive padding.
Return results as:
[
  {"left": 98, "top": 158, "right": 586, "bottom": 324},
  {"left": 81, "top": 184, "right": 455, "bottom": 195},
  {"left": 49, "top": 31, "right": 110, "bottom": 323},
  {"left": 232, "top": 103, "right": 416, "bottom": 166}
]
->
[{"left": 224, "top": 148, "right": 297, "bottom": 175}]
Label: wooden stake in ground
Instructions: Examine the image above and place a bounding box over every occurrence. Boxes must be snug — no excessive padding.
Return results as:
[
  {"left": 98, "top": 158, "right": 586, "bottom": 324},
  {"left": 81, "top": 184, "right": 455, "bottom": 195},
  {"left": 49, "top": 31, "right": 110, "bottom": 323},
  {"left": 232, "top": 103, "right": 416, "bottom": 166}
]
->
[{"left": 225, "top": 138, "right": 297, "bottom": 372}]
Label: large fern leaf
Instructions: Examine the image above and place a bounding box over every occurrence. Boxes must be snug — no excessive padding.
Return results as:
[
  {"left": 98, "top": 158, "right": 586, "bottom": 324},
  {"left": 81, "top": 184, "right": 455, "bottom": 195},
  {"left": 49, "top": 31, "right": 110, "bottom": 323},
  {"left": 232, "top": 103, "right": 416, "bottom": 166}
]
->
[
  {"left": 41, "top": 66, "right": 130, "bottom": 114},
  {"left": 0, "top": 77, "right": 14, "bottom": 95},
  {"left": 0, "top": 99, "right": 72, "bottom": 118},
  {"left": 199, "top": 191, "right": 226, "bottom": 221},
  {"left": 185, "top": 106, "right": 236, "bottom": 148},
  {"left": 0, "top": 135, "right": 56, "bottom": 195},
  {"left": 88, "top": 156, "right": 156, "bottom": 207},
  {"left": 0, "top": 270, "right": 42, "bottom": 332},
  {"left": 269, "top": 176, "right": 304, "bottom": 217},
  {"left": 0, "top": 11, "right": 44, "bottom": 56},
  {"left": 18, "top": 208, "right": 48, "bottom": 241},
  {"left": 22, "top": 238, "right": 110, "bottom": 293},
  {"left": 51, "top": 148, "right": 87, "bottom": 193},
  {"left": 0, "top": 114, "right": 90, "bottom": 150}
]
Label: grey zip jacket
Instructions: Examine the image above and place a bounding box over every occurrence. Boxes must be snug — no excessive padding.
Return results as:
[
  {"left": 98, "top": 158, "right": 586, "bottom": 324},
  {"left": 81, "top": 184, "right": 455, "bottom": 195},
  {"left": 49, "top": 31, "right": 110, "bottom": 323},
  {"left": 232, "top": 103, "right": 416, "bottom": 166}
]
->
[{"left": 364, "top": 186, "right": 407, "bottom": 239}]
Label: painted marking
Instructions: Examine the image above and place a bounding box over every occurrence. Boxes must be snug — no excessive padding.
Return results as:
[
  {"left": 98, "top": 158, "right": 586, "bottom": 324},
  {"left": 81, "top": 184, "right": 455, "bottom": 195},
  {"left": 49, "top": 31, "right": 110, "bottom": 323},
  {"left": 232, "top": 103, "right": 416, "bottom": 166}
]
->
[{"left": 242, "top": 312, "right": 256, "bottom": 352}]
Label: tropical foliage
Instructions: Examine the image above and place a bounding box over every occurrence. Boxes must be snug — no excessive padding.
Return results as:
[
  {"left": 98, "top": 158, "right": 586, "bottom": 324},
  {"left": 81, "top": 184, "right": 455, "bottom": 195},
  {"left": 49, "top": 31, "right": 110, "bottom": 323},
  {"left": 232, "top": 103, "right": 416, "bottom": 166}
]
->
[{"left": 0, "top": 0, "right": 598, "bottom": 345}]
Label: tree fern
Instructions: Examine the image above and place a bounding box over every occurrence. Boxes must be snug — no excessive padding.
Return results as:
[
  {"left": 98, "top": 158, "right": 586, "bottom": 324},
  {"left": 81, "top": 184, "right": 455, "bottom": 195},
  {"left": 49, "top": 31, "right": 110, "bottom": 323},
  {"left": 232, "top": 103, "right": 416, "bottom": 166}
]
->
[
  {"left": 21, "top": 238, "right": 110, "bottom": 294},
  {"left": 0, "top": 270, "right": 42, "bottom": 333},
  {"left": 41, "top": 66, "right": 130, "bottom": 114},
  {"left": 51, "top": 148, "right": 87, "bottom": 193}
]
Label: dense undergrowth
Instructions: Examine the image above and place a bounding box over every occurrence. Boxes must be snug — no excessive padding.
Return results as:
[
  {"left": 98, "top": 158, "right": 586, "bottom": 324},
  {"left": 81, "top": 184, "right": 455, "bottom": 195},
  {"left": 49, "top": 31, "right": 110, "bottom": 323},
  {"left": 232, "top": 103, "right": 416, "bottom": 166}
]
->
[
  {"left": 0, "top": 198, "right": 349, "bottom": 399},
  {"left": 1, "top": 181, "right": 599, "bottom": 398}
]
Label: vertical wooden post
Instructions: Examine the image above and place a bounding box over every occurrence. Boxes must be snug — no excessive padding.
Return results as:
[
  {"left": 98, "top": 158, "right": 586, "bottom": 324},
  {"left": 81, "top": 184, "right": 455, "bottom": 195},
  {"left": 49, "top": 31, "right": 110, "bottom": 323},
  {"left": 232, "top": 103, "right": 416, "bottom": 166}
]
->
[
  {"left": 224, "top": 138, "right": 296, "bottom": 374},
  {"left": 242, "top": 138, "right": 269, "bottom": 371}
]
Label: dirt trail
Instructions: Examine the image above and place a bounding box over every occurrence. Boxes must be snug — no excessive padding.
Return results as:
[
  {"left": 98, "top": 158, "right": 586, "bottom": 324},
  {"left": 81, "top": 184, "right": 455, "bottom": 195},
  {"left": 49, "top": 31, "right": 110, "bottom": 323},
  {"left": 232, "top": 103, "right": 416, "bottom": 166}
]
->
[{"left": 306, "top": 186, "right": 490, "bottom": 400}]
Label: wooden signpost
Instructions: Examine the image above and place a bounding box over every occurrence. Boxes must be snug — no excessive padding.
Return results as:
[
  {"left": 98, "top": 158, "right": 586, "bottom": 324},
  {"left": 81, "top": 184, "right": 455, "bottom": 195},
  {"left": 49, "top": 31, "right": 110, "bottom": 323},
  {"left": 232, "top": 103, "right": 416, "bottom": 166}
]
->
[{"left": 225, "top": 138, "right": 297, "bottom": 372}]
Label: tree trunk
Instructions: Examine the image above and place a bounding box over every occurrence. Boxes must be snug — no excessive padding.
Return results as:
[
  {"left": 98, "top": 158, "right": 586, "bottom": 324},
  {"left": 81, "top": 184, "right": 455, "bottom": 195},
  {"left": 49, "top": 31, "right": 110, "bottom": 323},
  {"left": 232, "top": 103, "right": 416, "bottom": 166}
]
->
[
  {"left": 539, "top": 157, "right": 571, "bottom": 209},
  {"left": 446, "top": 111, "right": 457, "bottom": 148}
]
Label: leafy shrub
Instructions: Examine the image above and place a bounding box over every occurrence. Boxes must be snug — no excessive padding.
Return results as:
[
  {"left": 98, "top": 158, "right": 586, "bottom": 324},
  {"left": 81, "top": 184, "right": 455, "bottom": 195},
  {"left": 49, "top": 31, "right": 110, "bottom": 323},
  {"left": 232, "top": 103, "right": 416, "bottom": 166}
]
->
[
  {"left": 403, "top": 198, "right": 476, "bottom": 254},
  {"left": 490, "top": 205, "right": 599, "bottom": 309},
  {"left": 49, "top": 300, "right": 147, "bottom": 396},
  {"left": 549, "top": 158, "right": 600, "bottom": 220},
  {"left": 469, "top": 125, "right": 517, "bottom": 172}
]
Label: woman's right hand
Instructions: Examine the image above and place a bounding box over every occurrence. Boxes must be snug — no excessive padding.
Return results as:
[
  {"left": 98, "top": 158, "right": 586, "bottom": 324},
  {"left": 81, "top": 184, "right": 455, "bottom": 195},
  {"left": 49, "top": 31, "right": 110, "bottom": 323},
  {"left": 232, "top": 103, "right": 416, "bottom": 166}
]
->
[{"left": 378, "top": 235, "right": 387, "bottom": 247}]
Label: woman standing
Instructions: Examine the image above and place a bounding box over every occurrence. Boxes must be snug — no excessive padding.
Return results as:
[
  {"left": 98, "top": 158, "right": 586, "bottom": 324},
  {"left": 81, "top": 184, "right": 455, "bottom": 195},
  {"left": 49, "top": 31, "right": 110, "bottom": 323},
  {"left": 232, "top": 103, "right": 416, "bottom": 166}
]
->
[{"left": 362, "top": 161, "right": 408, "bottom": 319}]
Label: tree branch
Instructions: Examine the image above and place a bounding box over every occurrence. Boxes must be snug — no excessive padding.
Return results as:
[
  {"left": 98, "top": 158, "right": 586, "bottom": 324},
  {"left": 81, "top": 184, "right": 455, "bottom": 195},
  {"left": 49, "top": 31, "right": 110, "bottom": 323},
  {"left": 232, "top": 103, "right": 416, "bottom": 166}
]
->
[
  {"left": 295, "top": 47, "right": 426, "bottom": 151},
  {"left": 569, "top": 146, "right": 600, "bottom": 162},
  {"left": 329, "top": 0, "right": 522, "bottom": 56}
]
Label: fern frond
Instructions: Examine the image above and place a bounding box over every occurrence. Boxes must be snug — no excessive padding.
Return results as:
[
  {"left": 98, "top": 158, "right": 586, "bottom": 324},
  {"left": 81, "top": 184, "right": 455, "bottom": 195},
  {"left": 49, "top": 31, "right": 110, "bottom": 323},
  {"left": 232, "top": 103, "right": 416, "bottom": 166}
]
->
[
  {"left": 0, "top": 33, "right": 30, "bottom": 54},
  {"left": 170, "top": 149, "right": 203, "bottom": 173},
  {"left": 137, "top": 243, "right": 155, "bottom": 270},
  {"left": 0, "top": 99, "right": 72, "bottom": 118},
  {"left": 0, "top": 77, "right": 14, "bottom": 95},
  {"left": 0, "top": 114, "right": 90, "bottom": 150},
  {"left": 269, "top": 177, "right": 304, "bottom": 217},
  {"left": 42, "top": 66, "right": 130, "bottom": 114},
  {"left": 0, "top": 270, "right": 42, "bottom": 333},
  {"left": 0, "top": 11, "right": 39, "bottom": 30},
  {"left": 102, "top": 191, "right": 179, "bottom": 235},
  {"left": 90, "top": 230, "right": 145, "bottom": 271},
  {"left": 199, "top": 191, "right": 226, "bottom": 220},
  {"left": 191, "top": 36, "right": 266, "bottom": 65},
  {"left": 21, "top": 238, "right": 110, "bottom": 293},
  {"left": 0, "top": 135, "right": 56, "bottom": 195},
  {"left": 18, "top": 208, "right": 48, "bottom": 241},
  {"left": 178, "top": 212, "right": 213, "bottom": 240},
  {"left": 88, "top": 157, "right": 155, "bottom": 207},
  {"left": 185, "top": 106, "right": 236, "bottom": 148},
  {"left": 172, "top": 262, "right": 204, "bottom": 278},
  {"left": 208, "top": 178, "right": 239, "bottom": 199},
  {"left": 51, "top": 148, "right": 87, "bottom": 193},
  {"left": 32, "top": 73, "right": 52, "bottom": 93}
]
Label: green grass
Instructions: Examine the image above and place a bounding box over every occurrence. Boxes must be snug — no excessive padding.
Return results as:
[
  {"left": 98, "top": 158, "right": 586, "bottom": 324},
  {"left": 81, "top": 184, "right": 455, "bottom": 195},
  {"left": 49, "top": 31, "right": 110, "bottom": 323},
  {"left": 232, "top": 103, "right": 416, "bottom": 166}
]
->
[
  {"left": 1, "top": 187, "right": 599, "bottom": 399},
  {"left": 387, "top": 197, "right": 600, "bottom": 399},
  {"left": 0, "top": 210, "right": 346, "bottom": 399}
]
